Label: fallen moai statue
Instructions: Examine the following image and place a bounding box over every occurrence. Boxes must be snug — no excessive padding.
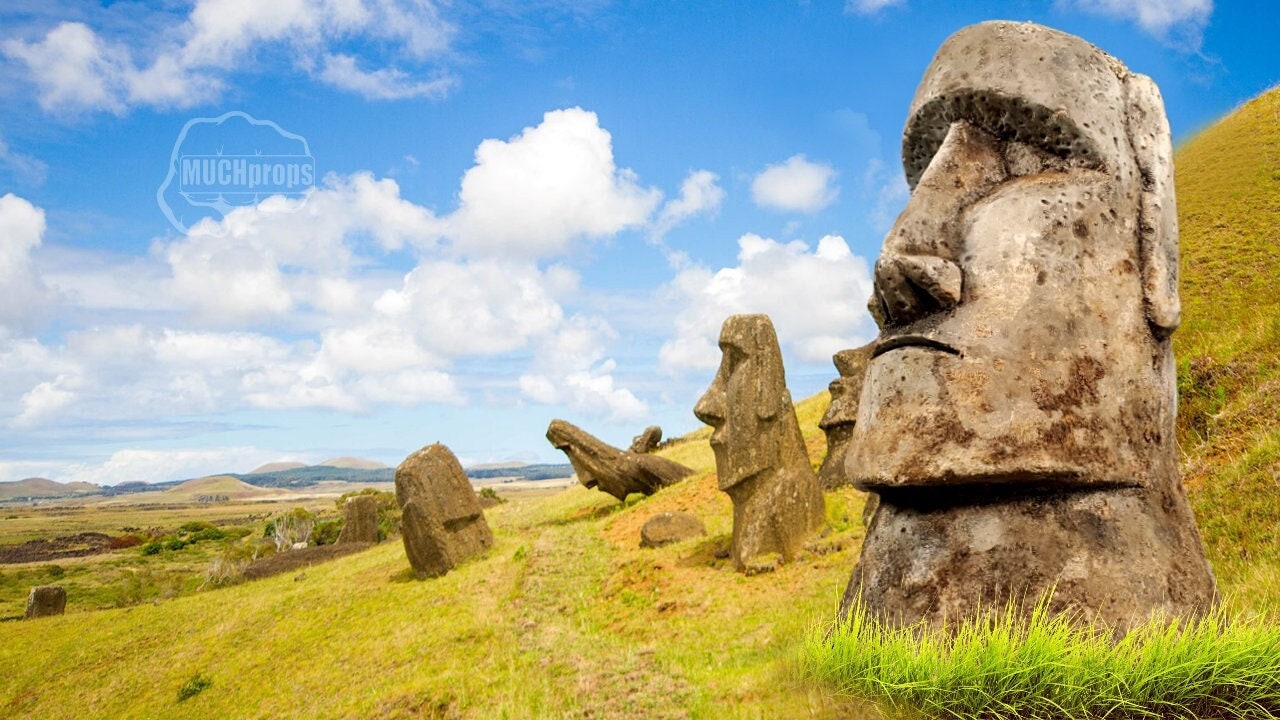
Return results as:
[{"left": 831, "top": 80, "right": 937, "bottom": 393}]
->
[
  {"left": 839, "top": 21, "right": 1216, "bottom": 630},
  {"left": 628, "top": 426, "right": 664, "bottom": 454},
  {"left": 546, "top": 420, "right": 694, "bottom": 502},
  {"left": 694, "top": 314, "right": 825, "bottom": 573},
  {"left": 395, "top": 443, "right": 494, "bottom": 579}
]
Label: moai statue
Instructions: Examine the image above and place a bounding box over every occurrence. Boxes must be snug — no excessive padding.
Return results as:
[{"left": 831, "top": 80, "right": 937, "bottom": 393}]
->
[
  {"left": 817, "top": 344, "right": 874, "bottom": 490},
  {"left": 546, "top": 420, "right": 694, "bottom": 502},
  {"left": 25, "top": 585, "right": 66, "bottom": 619},
  {"left": 337, "top": 494, "right": 379, "bottom": 544},
  {"left": 694, "top": 314, "right": 825, "bottom": 572},
  {"left": 395, "top": 443, "right": 494, "bottom": 579},
  {"left": 840, "top": 21, "right": 1216, "bottom": 629},
  {"left": 628, "top": 426, "right": 664, "bottom": 454}
]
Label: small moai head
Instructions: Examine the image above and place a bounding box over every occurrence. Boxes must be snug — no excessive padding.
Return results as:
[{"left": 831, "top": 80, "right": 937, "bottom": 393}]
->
[
  {"left": 847, "top": 21, "right": 1181, "bottom": 491},
  {"left": 628, "top": 426, "right": 663, "bottom": 454},
  {"left": 817, "top": 344, "right": 873, "bottom": 489},
  {"left": 694, "top": 314, "right": 791, "bottom": 490},
  {"left": 25, "top": 585, "right": 66, "bottom": 619}
]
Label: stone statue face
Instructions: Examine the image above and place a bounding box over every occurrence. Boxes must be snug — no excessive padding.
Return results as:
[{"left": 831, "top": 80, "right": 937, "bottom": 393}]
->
[
  {"left": 694, "top": 314, "right": 787, "bottom": 490},
  {"left": 846, "top": 23, "right": 1181, "bottom": 491}
]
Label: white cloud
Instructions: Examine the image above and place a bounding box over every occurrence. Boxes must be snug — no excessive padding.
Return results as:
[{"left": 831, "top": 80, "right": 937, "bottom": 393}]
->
[
  {"left": 3, "top": 1, "right": 457, "bottom": 114},
  {"left": 659, "top": 234, "right": 876, "bottom": 374},
  {"left": 444, "top": 108, "right": 662, "bottom": 258},
  {"left": 0, "top": 131, "right": 48, "bottom": 186},
  {"left": 65, "top": 447, "right": 283, "bottom": 486},
  {"left": 1063, "top": 0, "right": 1213, "bottom": 46},
  {"left": 651, "top": 169, "right": 725, "bottom": 240},
  {"left": 163, "top": 172, "right": 437, "bottom": 327},
  {"left": 0, "top": 193, "right": 56, "bottom": 330},
  {"left": 319, "top": 53, "right": 455, "bottom": 100},
  {"left": 518, "top": 315, "right": 647, "bottom": 422},
  {"left": 844, "top": 0, "right": 907, "bottom": 14},
  {"left": 751, "top": 154, "right": 839, "bottom": 213}
]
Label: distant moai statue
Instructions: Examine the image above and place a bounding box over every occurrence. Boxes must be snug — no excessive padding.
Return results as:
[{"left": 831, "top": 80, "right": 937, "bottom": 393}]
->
[
  {"left": 839, "top": 21, "right": 1216, "bottom": 630},
  {"left": 395, "top": 443, "right": 493, "bottom": 579},
  {"left": 546, "top": 420, "right": 694, "bottom": 502},
  {"left": 628, "top": 426, "right": 664, "bottom": 454},
  {"left": 817, "top": 344, "right": 873, "bottom": 491},
  {"left": 25, "top": 585, "right": 66, "bottom": 619},
  {"left": 694, "top": 314, "right": 825, "bottom": 572},
  {"left": 337, "top": 494, "right": 379, "bottom": 544}
]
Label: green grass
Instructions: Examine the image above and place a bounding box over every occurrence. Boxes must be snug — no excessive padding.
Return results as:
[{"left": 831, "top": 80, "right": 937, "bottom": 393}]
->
[{"left": 807, "top": 596, "right": 1280, "bottom": 720}]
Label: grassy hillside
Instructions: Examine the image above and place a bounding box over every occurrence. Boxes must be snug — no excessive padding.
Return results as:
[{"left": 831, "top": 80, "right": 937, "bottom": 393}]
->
[
  {"left": 0, "top": 478, "right": 99, "bottom": 501},
  {"left": 160, "top": 476, "right": 281, "bottom": 502},
  {"left": 1174, "top": 85, "right": 1280, "bottom": 602},
  {"left": 0, "top": 393, "right": 882, "bottom": 718}
]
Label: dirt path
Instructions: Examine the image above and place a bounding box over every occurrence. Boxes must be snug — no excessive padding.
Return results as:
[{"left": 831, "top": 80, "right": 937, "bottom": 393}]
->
[{"left": 509, "top": 516, "right": 695, "bottom": 719}]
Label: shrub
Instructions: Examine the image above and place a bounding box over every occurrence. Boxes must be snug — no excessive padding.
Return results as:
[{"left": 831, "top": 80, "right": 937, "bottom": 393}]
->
[
  {"left": 162, "top": 537, "right": 188, "bottom": 552},
  {"left": 478, "top": 487, "right": 505, "bottom": 505},
  {"left": 268, "top": 508, "right": 316, "bottom": 551},
  {"left": 311, "top": 518, "right": 343, "bottom": 546},
  {"left": 177, "top": 673, "right": 212, "bottom": 702},
  {"left": 40, "top": 563, "right": 66, "bottom": 579},
  {"left": 178, "top": 521, "right": 217, "bottom": 534},
  {"left": 187, "top": 527, "right": 227, "bottom": 543},
  {"left": 140, "top": 542, "right": 163, "bottom": 556}
]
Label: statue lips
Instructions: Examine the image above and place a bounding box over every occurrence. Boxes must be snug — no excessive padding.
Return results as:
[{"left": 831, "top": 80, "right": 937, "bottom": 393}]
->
[{"left": 871, "top": 333, "right": 961, "bottom": 359}]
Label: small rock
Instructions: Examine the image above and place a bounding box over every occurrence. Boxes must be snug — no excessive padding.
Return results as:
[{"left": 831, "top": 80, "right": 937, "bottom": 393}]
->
[{"left": 639, "top": 511, "right": 706, "bottom": 548}]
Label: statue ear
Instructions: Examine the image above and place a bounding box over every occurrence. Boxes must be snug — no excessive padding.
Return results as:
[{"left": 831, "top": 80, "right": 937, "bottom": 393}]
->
[
  {"left": 1125, "top": 73, "right": 1180, "bottom": 339},
  {"left": 753, "top": 317, "right": 788, "bottom": 421}
]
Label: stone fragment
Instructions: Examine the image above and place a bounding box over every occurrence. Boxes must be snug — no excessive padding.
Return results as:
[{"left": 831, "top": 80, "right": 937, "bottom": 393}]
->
[
  {"left": 817, "top": 344, "right": 873, "bottom": 490},
  {"left": 395, "top": 443, "right": 493, "bottom": 579},
  {"left": 694, "top": 314, "right": 825, "bottom": 572},
  {"left": 840, "top": 21, "right": 1216, "bottom": 631},
  {"left": 628, "top": 426, "right": 664, "bottom": 454},
  {"left": 337, "top": 494, "right": 379, "bottom": 544},
  {"left": 546, "top": 420, "right": 694, "bottom": 502},
  {"left": 640, "top": 511, "right": 706, "bottom": 548},
  {"left": 25, "top": 585, "right": 66, "bottom": 619}
]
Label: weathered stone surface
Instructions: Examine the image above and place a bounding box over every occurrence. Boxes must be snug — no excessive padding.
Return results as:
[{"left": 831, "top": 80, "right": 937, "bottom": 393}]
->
[
  {"left": 840, "top": 21, "right": 1215, "bottom": 630},
  {"left": 395, "top": 443, "right": 493, "bottom": 579},
  {"left": 25, "top": 585, "right": 66, "bottom": 619},
  {"left": 628, "top": 426, "right": 664, "bottom": 454},
  {"left": 640, "top": 511, "right": 706, "bottom": 548},
  {"left": 337, "top": 494, "right": 378, "bottom": 544},
  {"left": 817, "top": 344, "right": 873, "bottom": 490},
  {"left": 694, "top": 314, "right": 825, "bottom": 572},
  {"left": 546, "top": 420, "right": 694, "bottom": 502}
]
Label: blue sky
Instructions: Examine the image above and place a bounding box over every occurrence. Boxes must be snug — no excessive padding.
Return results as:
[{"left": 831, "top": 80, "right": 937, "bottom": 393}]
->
[{"left": 0, "top": 0, "right": 1273, "bottom": 485}]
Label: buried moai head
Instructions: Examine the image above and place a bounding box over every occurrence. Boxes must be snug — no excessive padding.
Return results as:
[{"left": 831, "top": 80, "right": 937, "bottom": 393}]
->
[
  {"left": 693, "top": 314, "right": 793, "bottom": 491},
  {"left": 694, "top": 314, "right": 825, "bottom": 570},
  {"left": 817, "top": 344, "right": 873, "bottom": 490},
  {"left": 848, "top": 20, "right": 1182, "bottom": 491},
  {"left": 395, "top": 443, "right": 493, "bottom": 579}
]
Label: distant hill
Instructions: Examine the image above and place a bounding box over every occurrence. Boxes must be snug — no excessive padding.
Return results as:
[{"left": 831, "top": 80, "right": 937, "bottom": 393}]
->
[
  {"left": 0, "top": 477, "right": 100, "bottom": 501},
  {"left": 248, "top": 461, "right": 308, "bottom": 474},
  {"left": 162, "top": 475, "right": 279, "bottom": 501},
  {"left": 318, "top": 457, "right": 389, "bottom": 470},
  {"left": 220, "top": 461, "right": 573, "bottom": 490}
]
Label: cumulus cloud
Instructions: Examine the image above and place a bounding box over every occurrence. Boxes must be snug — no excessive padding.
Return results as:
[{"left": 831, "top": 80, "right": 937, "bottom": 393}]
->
[
  {"left": 2, "top": 0, "right": 456, "bottom": 114},
  {"left": 445, "top": 108, "right": 661, "bottom": 258},
  {"left": 651, "top": 169, "right": 725, "bottom": 240},
  {"left": 1063, "top": 0, "right": 1213, "bottom": 47},
  {"left": 518, "top": 315, "right": 647, "bottom": 422},
  {"left": 751, "top": 155, "right": 839, "bottom": 213},
  {"left": 844, "top": 0, "right": 907, "bottom": 15},
  {"left": 0, "top": 193, "right": 56, "bottom": 331},
  {"left": 659, "top": 234, "right": 877, "bottom": 374},
  {"left": 62, "top": 447, "right": 284, "bottom": 486}
]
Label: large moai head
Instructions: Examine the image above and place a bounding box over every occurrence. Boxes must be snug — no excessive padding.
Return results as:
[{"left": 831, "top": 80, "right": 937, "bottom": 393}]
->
[
  {"left": 693, "top": 314, "right": 794, "bottom": 491},
  {"left": 846, "top": 21, "right": 1181, "bottom": 491}
]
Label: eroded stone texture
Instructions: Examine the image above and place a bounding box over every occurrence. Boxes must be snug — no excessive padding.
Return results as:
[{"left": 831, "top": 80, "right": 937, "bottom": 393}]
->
[
  {"left": 546, "top": 420, "right": 694, "bottom": 502},
  {"left": 628, "top": 426, "right": 664, "bottom": 454},
  {"left": 395, "top": 443, "right": 493, "bottom": 579},
  {"left": 694, "top": 314, "right": 825, "bottom": 572},
  {"left": 337, "top": 494, "right": 379, "bottom": 544},
  {"left": 840, "top": 21, "right": 1215, "bottom": 630},
  {"left": 25, "top": 585, "right": 66, "bottom": 619},
  {"left": 640, "top": 511, "right": 706, "bottom": 548},
  {"left": 818, "top": 344, "right": 873, "bottom": 490}
]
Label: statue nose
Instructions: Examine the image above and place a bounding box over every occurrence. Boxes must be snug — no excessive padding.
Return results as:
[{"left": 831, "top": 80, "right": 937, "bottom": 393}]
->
[
  {"left": 694, "top": 387, "right": 724, "bottom": 426},
  {"left": 870, "top": 252, "right": 963, "bottom": 327}
]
